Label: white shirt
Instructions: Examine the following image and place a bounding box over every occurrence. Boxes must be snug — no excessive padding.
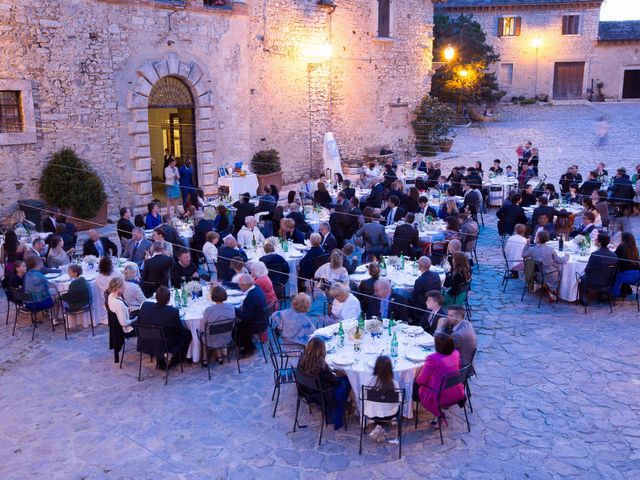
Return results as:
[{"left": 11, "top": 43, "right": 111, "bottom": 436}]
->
[
  {"left": 332, "top": 293, "right": 362, "bottom": 321},
  {"left": 107, "top": 293, "right": 135, "bottom": 333},
  {"left": 504, "top": 234, "right": 527, "bottom": 268},
  {"left": 164, "top": 166, "right": 179, "bottom": 185},
  {"left": 387, "top": 207, "right": 397, "bottom": 225},
  {"left": 237, "top": 226, "right": 265, "bottom": 248},
  {"left": 203, "top": 242, "right": 218, "bottom": 269},
  {"left": 122, "top": 281, "right": 147, "bottom": 312}
]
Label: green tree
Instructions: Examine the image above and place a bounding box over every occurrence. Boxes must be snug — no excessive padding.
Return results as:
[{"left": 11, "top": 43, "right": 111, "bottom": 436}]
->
[
  {"left": 411, "top": 96, "right": 454, "bottom": 156},
  {"left": 431, "top": 14, "right": 505, "bottom": 111}
]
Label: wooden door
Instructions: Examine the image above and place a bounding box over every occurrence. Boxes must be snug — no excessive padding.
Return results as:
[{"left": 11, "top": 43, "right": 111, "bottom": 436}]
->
[
  {"left": 622, "top": 70, "right": 640, "bottom": 99},
  {"left": 553, "top": 62, "right": 585, "bottom": 100}
]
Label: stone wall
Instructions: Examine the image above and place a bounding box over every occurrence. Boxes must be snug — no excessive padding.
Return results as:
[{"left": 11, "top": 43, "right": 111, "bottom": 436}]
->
[
  {"left": 591, "top": 42, "right": 640, "bottom": 100},
  {"left": 0, "top": 0, "right": 435, "bottom": 218}
]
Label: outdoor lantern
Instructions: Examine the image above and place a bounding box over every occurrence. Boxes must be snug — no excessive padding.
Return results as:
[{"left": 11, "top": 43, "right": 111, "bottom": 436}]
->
[{"left": 444, "top": 44, "right": 455, "bottom": 62}]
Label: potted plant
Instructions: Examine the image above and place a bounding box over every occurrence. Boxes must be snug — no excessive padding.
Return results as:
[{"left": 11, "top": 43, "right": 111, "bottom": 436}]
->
[
  {"left": 596, "top": 82, "right": 605, "bottom": 102},
  {"left": 251, "top": 149, "right": 283, "bottom": 192},
  {"left": 439, "top": 138, "right": 454, "bottom": 153},
  {"left": 39, "top": 147, "right": 108, "bottom": 231},
  {"left": 411, "top": 96, "right": 454, "bottom": 157}
]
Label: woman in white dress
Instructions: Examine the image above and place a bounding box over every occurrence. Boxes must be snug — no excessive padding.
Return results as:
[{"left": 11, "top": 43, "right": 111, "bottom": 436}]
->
[
  {"left": 164, "top": 157, "right": 181, "bottom": 216},
  {"left": 95, "top": 256, "right": 122, "bottom": 324}
]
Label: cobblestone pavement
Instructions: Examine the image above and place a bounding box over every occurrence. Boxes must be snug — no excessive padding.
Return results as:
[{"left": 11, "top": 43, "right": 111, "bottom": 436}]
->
[
  {"left": 440, "top": 103, "right": 640, "bottom": 182},
  {"left": 1, "top": 212, "right": 639, "bottom": 480}
]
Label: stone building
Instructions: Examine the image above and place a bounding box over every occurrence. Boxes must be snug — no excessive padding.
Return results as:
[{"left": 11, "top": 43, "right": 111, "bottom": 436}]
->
[
  {"left": 437, "top": 0, "right": 640, "bottom": 101},
  {"left": 0, "top": 0, "right": 437, "bottom": 217}
]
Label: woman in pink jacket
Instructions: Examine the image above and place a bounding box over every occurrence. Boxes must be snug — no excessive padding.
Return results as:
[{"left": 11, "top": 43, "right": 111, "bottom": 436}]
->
[{"left": 414, "top": 333, "right": 465, "bottom": 424}]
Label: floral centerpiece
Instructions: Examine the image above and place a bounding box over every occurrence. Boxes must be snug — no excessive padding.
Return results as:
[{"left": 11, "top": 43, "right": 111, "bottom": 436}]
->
[
  {"left": 574, "top": 234, "right": 590, "bottom": 256},
  {"left": 414, "top": 212, "right": 426, "bottom": 231},
  {"left": 184, "top": 281, "right": 202, "bottom": 299},
  {"left": 551, "top": 198, "right": 560, "bottom": 207},
  {"left": 84, "top": 255, "right": 98, "bottom": 268},
  {"left": 365, "top": 319, "right": 383, "bottom": 335},
  {"left": 14, "top": 226, "right": 27, "bottom": 238}
]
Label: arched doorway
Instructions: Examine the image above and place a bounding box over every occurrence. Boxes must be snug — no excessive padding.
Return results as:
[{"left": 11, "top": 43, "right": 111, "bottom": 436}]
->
[{"left": 147, "top": 76, "right": 198, "bottom": 201}]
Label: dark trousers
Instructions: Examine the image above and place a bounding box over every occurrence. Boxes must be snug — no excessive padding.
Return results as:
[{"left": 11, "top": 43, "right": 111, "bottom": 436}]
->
[{"left": 235, "top": 321, "right": 265, "bottom": 352}]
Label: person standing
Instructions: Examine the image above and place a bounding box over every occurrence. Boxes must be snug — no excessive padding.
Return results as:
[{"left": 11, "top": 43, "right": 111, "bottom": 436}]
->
[
  {"left": 595, "top": 116, "right": 608, "bottom": 147},
  {"left": 178, "top": 157, "right": 196, "bottom": 207},
  {"left": 164, "top": 158, "right": 181, "bottom": 216}
]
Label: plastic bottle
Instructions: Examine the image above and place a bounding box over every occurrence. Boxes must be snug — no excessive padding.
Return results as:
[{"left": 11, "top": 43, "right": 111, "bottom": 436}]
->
[
  {"left": 174, "top": 289, "right": 181, "bottom": 308},
  {"left": 338, "top": 321, "right": 345, "bottom": 347},
  {"left": 390, "top": 332, "right": 398, "bottom": 358}
]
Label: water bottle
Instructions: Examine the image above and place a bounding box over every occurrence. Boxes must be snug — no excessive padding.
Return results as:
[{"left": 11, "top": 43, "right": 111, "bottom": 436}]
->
[
  {"left": 181, "top": 287, "right": 188, "bottom": 307},
  {"left": 558, "top": 234, "right": 564, "bottom": 252},
  {"left": 338, "top": 321, "right": 345, "bottom": 348},
  {"left": 390, "top": 332, "right": 398, "bottom": 358},
  {"left": 174, "top": 288, "right": 181, "bottom": 308}
]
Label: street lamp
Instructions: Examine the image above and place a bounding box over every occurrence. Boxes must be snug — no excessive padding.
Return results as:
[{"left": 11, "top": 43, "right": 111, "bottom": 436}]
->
[
  {"left": 459, "top": 69, "right": 468, "bottom": 78},
  {"left": 533, "top": 38, "right": 543, "bottom": 97},
  {"left": 457, "top": 68, "right": 469, "bottom": 115},
  {"left": 444, "top": 44, "right": 455, "bottom": 62}
]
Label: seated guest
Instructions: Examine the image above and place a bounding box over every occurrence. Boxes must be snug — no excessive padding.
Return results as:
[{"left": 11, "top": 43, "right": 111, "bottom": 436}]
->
[
  {"left": 122, "top": 262, "right": 147, "bottom": 313},
  {"left": 358, "top": 262, "right": 380, "bottom": 314},
  {"left": 288, "top": 189, "right": 301, "bottom": 206},
  {"left": 107, "top": 277, "right": 137, "bottom": 334},
  {"left": 298, "top": 233, "right": 326, "bottom": 283},
  {"left": 213, "top": 205, "right": 230, "bottom": 234},
  {"left": 592, "top": 190, "right": 610, "bottom": 229},
  {"left": 329, "top": 282, "right": 362, "bottom": 323},
  {"left": 232, "top": 193, "right": 256, "bottom": 235},
  {"left": 117, "top": 207, "right": 135, "bottom": 240},
  {"left": 192, "top": 208, "right": 217, "bottom": 254},
  {"left": 613, "top": 232, "right": 640, "bottom": 297},
  {"left": 82, "top": 229, "right": 118, "bottom": 258},
  {"left": 445, "top": 239, "right": 462, "bottom": 269},
  {"left": 340, "top": 179, "right": 356, "bottom": 201},
  {"left": 141, "top": 241, "right": 174, "bottom": 296},
  {"left": 235, "top": 274, "right": 268, "bottom": 356},
  {"left": 417, "top": 196, "right": 438, "bottom": 218},
  {"left": 391, "top": 213, "right": 421, "bottom": 257},
  {"left": 341, "top": 244, "right": 358, "bottom": 274},
  {"left": 299, "top": 174, "right": 315, "bottom": 202},
  {"left": 459, "top": 212, "right": 479, "bottom": 254},
  {"left": 170, "top": 249, "right": 199, "bottom": 289},
  {"left": 419, "top": 291, "right": 447, "bottom": 334},
  {"left": 237, "top": 216, "right": 265, "bottom": 248},
  {"left": 578, "top": 233, "right": 618, "bottom": 302},
  {"left": 582, "top": 198, "right": 602, "bottom": 227},
  {"left": 461, "top": 182, "right": 482, "bottom": 214},
  {"left": 521, "top": 184, "right": 537, "bottom": 208},
  {"left": 202, "top": 285, "right": 237, "bottom": 365},
  {"left": 443, "top": 252, "right": 471, "bottom": 306},
  {"left": 6, "top": 260, "right": 27, "bottom": 292},
  {"left": 260, "top": 241, "right": 290, "bottom": 287},
  {"left": 319, "top": 222, "right": 338, "bottom": 253},
  {"left": 49, "top": 223, "right": 75, "bottom": 252},
  {"left": 152, "top": 228, "right": 173, "bottom": 257},
  {"left": 216, "top": 235, "right": 248, "bottom": 283},
  {"left": 531, "top": 196, "right": 557, "bottom": 226},
  {"left": 250, "top": 261, "right": 278, "bottom": 308},
  {"left": 329, "top": 205, "right": 348, "bottom": 248},
  {"left": 23, "top": 256, "right": 57, "bottom": 312},
  {"left": 367, "top": 278, "right": 407, "bottom": 320},
  {"left": 298, "top": 337, "right": 351, "bottom": 430},
  {"left": 436, "top": 175, "right": 450, "bottom": 192},
  {"left": 159, "top": 214, "right": 182, "bottom": 248},
  {"left": 496, "top": 193, "right": 527, "bottom": 236},
  {"left": 435, "top": 306, "right": 477, "bottom": 367},
  {"left": 138, "top": 285, "right": 191, "bottom": 367},
  {"left": 313, "top": 182, "right": 333, "bottom": 209},
  {"left": 578, "top": 171, "right": 602, "bottom": 197},
  {"left": 95, "top": 256, "right": 122, "bottom": 304},
  {"left": 505, "top": 224, "right": 528, "bottom": 273},
  {"left": 123, "top": 227, "right": 152, "bottom": 266},
  {"left": 230, "top": 257, "right": 249, "bottom": 284},
  {"left": 544, "top": 183, "right": 559, "bottom": 201},
  {"left": 410, "top": 257, "right": 442, "bottom": 320},
  {"left": 559, "top": 166, "right": 577, "bottom": 195},
  {"left": 565, "top": 184, "right": 580, "bottom": 205},
  {"left": 257, "top": 185, "right": 276, "bottom": 217},
  {"left": 65, "top": 264, "right": 89, "bottom": 312},
  {"left": 438, "top": 198, "right": 459, "bottom": 221},
  {"left": 364, "top": 162, "right": 379, "bottom": 179},
  {"left": 531, "top": 213, "right": 555, "bottom": 241},
  {"left": 315, "top": 249, "right": 349, "bottom": 287},
  {"left": 145, "top": 202, "right": 162, "bottom": 230},
  {"left": 401, "top": 187, "right": 420, "bottom": 214},
  {"left": 202, "top": 231, "right": 220, "bottom": 275},
  {"left": 46, "top": 235, "right": 72, "bottom": 268},
  {"left": 134, "top": 214, "right": 145, "bottom": 229},
  {"left": 272, "top": 292, "right": 316, "bottom": 349},
  {"left": 489, "top": 159, "right": 503, "bottom": 175},
  {"left": 280, "top": 217, "right": 306, "bottom": 244},
  {"left": 504, "top": 165, "right": 516, "bottom": 178},
  {"left": 364, "top": 179, "right": 385, "bottom": 209},
  {"left": 569, "top": 211, "right": 598, "bottom": 243},
  {"left": 364, "top": 355, "right": 401, "bottom": 443},
  {"left": 443, "top": 216, "right": 461, "bottom": 241},
  {"left": 381, "top": 196, "right": 406, "bottom": 226},
  {"left": 355, "top": 213, "right": 389, "bottom": 262},
  {"left": 522, "top": 230, "right": 569, "bottom": 302},
  {"left": 356, "top": 171, "right": 371, "bottom": 189},
  {"left": 414, "top": 333, "right": 465, "bottom": 424}
]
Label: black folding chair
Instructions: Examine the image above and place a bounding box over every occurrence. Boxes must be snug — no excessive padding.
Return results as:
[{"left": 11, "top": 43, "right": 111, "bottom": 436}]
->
[
  {"left": 257, "top": 302, "right": 276, "bottom": 363},
  {"left": 60, "top": 287, "right": 94, "bottom": 336},
  {"left": 136, "top": 324, "right": 183, "bottom": 386},
  {"left": 267, "top": 336, "right": 296, "bottom": 418},
  {"left": 272, "top": 282, "right": 287, "bottom": 309},
  {"left": 521, "top": 259, "right": 548, "bottom": 308},
  {"left": 359, "top": 386, "right": 406, "bottom": 459},
  {"left": 414, "top": 365, "right": 472, "bottom": 444},
  {"left": 5, "top": 287, "right": 23, "bottom": 326},
  {"left": 12, "top": 291, "right": 60, "bottom": 341},
  {"left": 576, "top": 264, "right": 617, "bottom": 314},
  {"left": 197, "top": 317, "right": 240, "bottom": 380},
  {"left": 292, "top": 368, "right": 347, "bottom": 446},
  {"left": 501, "top": 242, "right": 516, "bottom": 293},
  {"left": 464, "top": 349, "right": 478, "bottom": 413}
]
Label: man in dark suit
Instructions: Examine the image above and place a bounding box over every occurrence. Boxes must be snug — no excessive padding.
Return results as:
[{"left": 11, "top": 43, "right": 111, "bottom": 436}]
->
[
  {"left": 578, "top": 171, "right": 602, "bottom": 197},
  {"left": 419, "top": 291, "right": 448, "bottom": 334},
  {"left": 170, "top": 249, "right": 200, "bottom": 288},
  {"left": 391, "top": 213, "right": 421, "bottom": 257},
  {"left": 117, "top": 207, "right": 135, "bottom": 240},
  {"left": 366, "top": 279, "right": 408, "bottom": 320},
  {"left": 141, "top": 241, "right": 174, "bottom": 296},
  {"left": 417, "top": 196, "right": 438, "bottom": 217},
  {"left": 137, "top": 286, "right": 191, "bottom": 367},
  {"left": 257, "top": 185, "right": 276, "bottom": 217},
  {"left": 530, "top": 196, "right": 558, "bottom": 226},
  {"left": 410, "top": 256, "right": 442, "bottom": 322},
  {"left": 216, "top": 235, "right": 248, "bottom": 283},
  {"left": 82, "top": 229, "right": 118, "bottom": 257},
  {"left": 608, "top": 168, "right": 635, "bottom": 207},
  {"left": 578, "top": 233, "right": 618, "bottom": 302},
  {"left": 192, "top": 209, "right": 217, "bottom": 256},
  {"left": 531, "top": 214, "right": 556, "bottom": 241},
  {"left": 123, "top": 228, "right": 152, "bottom": 265},
  {"left": 232, "top": 193, "right": 256, "bottom": 235},
  {"left": 521, "top": 184, "right": 537, "bottom": 208},
  {"left": 462, "top": 182, "right": 483, "bottom": 214},
  {"left": 159, "top": 214, "right": 183, "bottom": 250},
  {"left": 426, "top": 162, "right": 441, "bottom": 188},
  {"left": 559, "top": 167, "right": 577, "bottom": 194},
  {"left": 496, "top": 193, "right": 527, "bottom": 236},
  {"left": 235, "top": 274, "right": 268, "bottom": 355},
  {"left": 365, "top": 180, "right": 385, "bottom": 209},
  {"left": 260, "top": 242, "right": 290, "bottom": 286},
  {"left": 464, "top": 168, "right": 483, "bottom": 190},
  {"left": 319, "top": 222, "right": 337, "bottom": 253},
  {"left": 340, "top": 179, "right": 356, "bottom": 201},
  {"left": 381, "top": 196, "right": 406, "bottom": 226},
  {"left": 298, "top": 233, "right": 327, "bottom": 282},
  {"left": 344, "top": 198, "right": 363, "bottom": 239},
  {"left": 286, "top": 204, "right": 311, "bottom": 237},
  {"left": 42, "top": 207, "right": 60, "bottom": 234}
]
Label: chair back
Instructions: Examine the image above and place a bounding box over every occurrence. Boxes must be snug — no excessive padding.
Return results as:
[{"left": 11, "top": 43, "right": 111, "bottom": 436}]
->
[
  {"left": 62, "top": 287, "right": 91, "bottom": 312},
  {"left": 261, "top": 302, "right": 276, "bottom": 328},
  {"left": 430, "top": 241, "right": 449, "bottom": 256},
  {"left": 292, "top": 368, "right": 327, "bottom": 403},
  {"left": 105, "top": 296, "right": 126, "bottom": 352},
  {"left": 391, "top": 237, "right": 412, "bottom": 257},
  {"left": 555, "top": 213, "right": 574, "bottom": 236},
  {"left": 361, "top": 385, "right": 404, "bottom": 405},
  {"left": 437, "top": 365, "right": 471, "bottom": 409},
  {"left": 136, "top": 324, "right": 169, "bottom": 358},
  {"left": 312, "top": 253, "right": 331, "bottom": 272},
  {"left": 203, "top": 317, "right": 235, "bottom": 349},
  {"left": 12, "top": 290, "right": 34, "bottom": 305}
]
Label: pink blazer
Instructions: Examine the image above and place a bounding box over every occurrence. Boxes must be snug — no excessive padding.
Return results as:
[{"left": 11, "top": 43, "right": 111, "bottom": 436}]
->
[
  {"left": 254, "top": 275, "right": 278, "bottom": 309},
  {"left": 415, "top": 350, "right": 464, "bottom": 417}
]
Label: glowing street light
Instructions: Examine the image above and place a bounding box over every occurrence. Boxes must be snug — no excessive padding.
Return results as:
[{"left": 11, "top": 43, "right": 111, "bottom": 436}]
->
[
  {"left": 532, "top": 37, "right": 543, "bottom": 49},
  {"left": 444, "top": 44, "right": 455, "bottom": 62},
  {"left": 305, "top": 41, "right": 333, "bottom": 63},
  {"left": 459, "top": 69, "right": 469, "bottom": 78}
]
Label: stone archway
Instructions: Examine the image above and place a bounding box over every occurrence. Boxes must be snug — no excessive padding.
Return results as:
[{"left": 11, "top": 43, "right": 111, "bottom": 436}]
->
[{"left": 127, "top": 53, "right": 216, "bottom": 212}]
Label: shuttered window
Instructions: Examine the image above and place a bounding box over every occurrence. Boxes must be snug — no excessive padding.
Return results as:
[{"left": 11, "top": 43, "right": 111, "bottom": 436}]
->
[
  {"left": 0, "top": 91, "right": 22, "bottom": 133},
  {"left": 562, "top": 15, "right": 580, "bottom": 35},
  {"left": 498, "top": 17, "right": 521, "bottom": 37},
  {"left": 378, "top": 0, "right": 391, "bottom": 38}
]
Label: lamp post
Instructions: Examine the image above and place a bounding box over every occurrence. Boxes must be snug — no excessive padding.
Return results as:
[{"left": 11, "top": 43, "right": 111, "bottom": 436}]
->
[
  {"left": 533, "top": 38, "right": 543, "bottom": 97},
  {"left": 444, "top": 44, "right": 455, "bottom": 63}
]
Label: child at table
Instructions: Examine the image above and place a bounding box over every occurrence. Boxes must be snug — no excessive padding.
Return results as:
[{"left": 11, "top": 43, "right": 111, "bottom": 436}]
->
[{"left": 365, "top": 355, "right": 400, "bottom": 443}]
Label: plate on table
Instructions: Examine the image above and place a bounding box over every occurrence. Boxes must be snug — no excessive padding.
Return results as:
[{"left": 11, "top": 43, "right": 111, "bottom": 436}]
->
[
  {"left": 431, "top": 266, "right": 445, "bottom": 274},
  {"left": 406, "top": 350, "right": 427, "bottom": 363},
  {"left": 403, "top": 325, "right": 425, "bottom": 336},
  {"left": 293, "top": 243, "right": 309, "bottom": 252},
  {"left": 355, "top": 265, "right": 368, "bottom": 274},
  {"left": 575, "top": 256, "right": 589, "bottom": 263},
  {"left": 226, "top": 290, "right": 244, "bottom": 297},
  {"left": 288, "top": 251, "right": 303, "bottom": 258},
  {"left": 45, "top": 273, "right": 62, "bottom": 279},
  {"left": 331, "top": 355, "right": 355, "bottom": 367}
]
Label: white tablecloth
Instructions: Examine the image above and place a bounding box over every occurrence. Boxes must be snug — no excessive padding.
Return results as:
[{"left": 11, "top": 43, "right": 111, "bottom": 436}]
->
[
  {"left": 385, "top": 221, "right": 447, "bottom": 244},
  {"left": 547, "top": 240, "right": 593, "bottom": 302},
  {"left": 245, "top": 245, "right": 305, "bottom": 295},
  {"left": 218, "top": 174, "right": 259, "bottom": 198},
  {"left": 313, "top": 321, "right": 435, "bottom": 417},
  {"left": 304, "top": 211, "right": 331, "bottom": 233},
  {"left": 49, "top": 266, "right": 104, "bottom": 328},
  {"left": 349, "top": 262, "right": 446, "bottom": 293}
]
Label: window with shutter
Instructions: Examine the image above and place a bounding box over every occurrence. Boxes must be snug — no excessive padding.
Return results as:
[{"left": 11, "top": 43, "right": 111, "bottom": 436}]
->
[
  {"left": 0, "top": 91, "right": 22, "bottom": 133},
  {"left": 562, "top": 15, "right": 580, "bottom": 35},
  {"left": 378, "top": 0, "right": 391, "bottom": 38},
  {"left": 499, "top": 17, "right": 520, "bottom": 37}
]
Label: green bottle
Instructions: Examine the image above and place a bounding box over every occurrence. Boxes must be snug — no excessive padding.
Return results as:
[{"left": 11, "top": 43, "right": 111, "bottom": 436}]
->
[
  {"left": 400, "top": 254, "right": 405, "bottom": 269},
  {"left": 390, "top": 332, "right": 398, "bottom": 358},
  {"left": 388, "top": 312, "right": 395, "bottom": 336},
  {"left": 380, "top": 256, "right": 387, "bottom": 276},
  {"left": 338, "top": 321, "right": 345, "bottom": 347},
  {"left": 358, "top": 312, "right": 365, "bottom": 331},
  {"left": 181, "top": 286, "right": 188, "bottom": 307},
  {"left": 283, "top": 240, "right": 289, "bottom": 253},
  {"left": 252, "top": 234, "right": 257, "bottom": 250},
  {"left": 174, "top": 288, "right": 181, "bottom": 308}
]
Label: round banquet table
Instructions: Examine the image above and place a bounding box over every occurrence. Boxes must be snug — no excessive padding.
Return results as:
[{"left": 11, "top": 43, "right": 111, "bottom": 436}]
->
[
  {"left": 546, "top": 239, "right": 596, "bottom": 302},
  {"left": 311, "top": 320, "right": 435, "bottom": 417},
  {"left": 303, "top": 210, "right": 331, "bottom": 234},
  {"left": 523, "top": 204, "right": 582, "bottom": 220},
  {"left": 385, "top": 221, "right": 447, "bottom": 244},
  {"left": 349, "top": 261, "right": 446, "bottom": 294},
  {"left": 244, "top": 243, "right": 305, "bottom": 295}
]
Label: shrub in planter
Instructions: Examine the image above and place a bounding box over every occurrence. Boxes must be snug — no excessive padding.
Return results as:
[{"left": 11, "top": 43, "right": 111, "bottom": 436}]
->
[
  {"left": 39, "top": 147, "right": 107, "bottom": 219},
  {"left": 251, "top": 149, "right": 283, "bottom": 191},
  {"left": 411, "top": 96, "right": 454, "bottom": 157}
]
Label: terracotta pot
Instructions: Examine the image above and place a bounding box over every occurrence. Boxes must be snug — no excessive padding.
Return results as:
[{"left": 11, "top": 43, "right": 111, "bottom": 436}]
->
[
  {"left": 439, "top": 140, "right": 454, "bottom": 153},
  {"left": 73, "top": 201, "right": 108, "bottom": 231},
  {"left": 256, "top": 171, "right": 283, "bottom": 194}
]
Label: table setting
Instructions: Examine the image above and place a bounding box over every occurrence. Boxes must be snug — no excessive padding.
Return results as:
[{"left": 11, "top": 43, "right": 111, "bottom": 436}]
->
[
  {"left": 385, "top": 218, "right": 447, "bottom": 244},
  {"left": 312, "top": 319, "right": 435, "bottom": 417},
  {"left": 303, "top": 207, "right": 331, "bottom": 233},
  {"left": 349, "top": 257, "right": 446, "bottom": 293},
  {"left": 244, "top": 241, "right": 305, "bottom": 295},
  {"left": 546, "top": 237, "right": 597, "bottom": 302}
]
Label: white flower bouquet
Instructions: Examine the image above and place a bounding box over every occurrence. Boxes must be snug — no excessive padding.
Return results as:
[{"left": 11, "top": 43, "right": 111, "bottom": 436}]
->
[
  {"left": 84, "top": 255, "right": 98, "bottom": 265},
  {"left": 184, "top": 281, "right": 202, "bottom": 296}
]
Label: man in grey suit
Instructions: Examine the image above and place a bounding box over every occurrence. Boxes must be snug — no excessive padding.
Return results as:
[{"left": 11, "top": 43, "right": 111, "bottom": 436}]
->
[
  {"left": 123, "top": 228, "right": 152, "bottom": 265},
  {"left": 355, "top": 213, "right": 389, "bottom": 262},
  {"left": 435, "top": 305, "right": 477, "bottom": 367}
]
